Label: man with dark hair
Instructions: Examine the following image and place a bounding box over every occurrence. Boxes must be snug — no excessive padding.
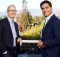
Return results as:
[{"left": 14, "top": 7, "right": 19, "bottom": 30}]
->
[
  {"left": 37, "top": 1, "right": 60, "bottom": 57},
  {"left": 40, "top": 1, "right": 52, "bottom": 8},
  {"left": 0, "top": 5, "right": 22, "bottom": 57}
]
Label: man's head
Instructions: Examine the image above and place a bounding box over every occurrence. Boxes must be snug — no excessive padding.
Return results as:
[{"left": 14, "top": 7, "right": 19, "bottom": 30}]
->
[
  {"left": 40, "top": 1, "right": 52, "bottom": 17},
  {"left": 7, "top": 5, "right": 16, "bottom": 19}
]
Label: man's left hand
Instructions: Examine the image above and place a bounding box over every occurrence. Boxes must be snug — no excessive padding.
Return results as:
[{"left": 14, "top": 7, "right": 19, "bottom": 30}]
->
[{"left": 37, "top": 40, "right": 44, "bottom": 48}]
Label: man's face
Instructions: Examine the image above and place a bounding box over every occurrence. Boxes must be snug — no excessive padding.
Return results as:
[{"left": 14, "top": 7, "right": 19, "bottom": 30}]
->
[
  {"left": 7, "top": 6, "right": 16, "bottom": 19},
  {"left": 41, "top": 3, "right": 52, "bottom": 17}
]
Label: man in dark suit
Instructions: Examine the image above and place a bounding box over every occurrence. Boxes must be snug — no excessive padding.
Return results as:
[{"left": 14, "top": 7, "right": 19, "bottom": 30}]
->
[
  {"left": 37, "top": 1, "right": 60, "bottom": 57},
  {"left": 0, "top": 5, "right": 22, "bottom": 57}
]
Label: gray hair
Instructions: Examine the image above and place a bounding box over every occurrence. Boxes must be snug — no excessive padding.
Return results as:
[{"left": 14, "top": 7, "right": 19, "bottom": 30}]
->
[{"left": 7, "top": 5, "right": 16, "bottom": 11}]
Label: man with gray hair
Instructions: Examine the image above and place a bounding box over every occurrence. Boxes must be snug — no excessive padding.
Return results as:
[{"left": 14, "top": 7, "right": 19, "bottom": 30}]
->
[{"left": 0, "top": 5, "right": 22, "bottom": 57}]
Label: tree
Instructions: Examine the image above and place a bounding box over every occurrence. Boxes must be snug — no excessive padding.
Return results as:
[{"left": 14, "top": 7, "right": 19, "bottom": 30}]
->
[
  {"left": 33, "top": 16, "right": 40, "bottom": 23},
  {"left": 39, "top": 15, "right": 45, "bottom": 22},
  {"left": 16, "top": 0, "right": 32, "bottom": 32},
  {"left": 32, "top": 15, "right": 45, "bottom": 25}
]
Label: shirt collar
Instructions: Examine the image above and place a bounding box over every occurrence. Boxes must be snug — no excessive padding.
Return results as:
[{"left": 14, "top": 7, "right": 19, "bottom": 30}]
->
[
  {"left": 45, "top": 13, "right": 54, "bottom": 25},
  {"left": 45, "top": 13, "right": 54, "bottom": 20},
  {"left": 7, "top": 17, "right": 14, "bottom": 23}
]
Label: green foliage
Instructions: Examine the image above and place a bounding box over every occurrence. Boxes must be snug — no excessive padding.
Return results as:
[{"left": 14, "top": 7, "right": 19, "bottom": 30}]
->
[
  {"left": 21, "top": 25, "right": 40, "bottom": 40},
  {"left": 20, "top": 20, "right": 45, "bottom": 49},
  {"left": 33, "top": 16, "right": 40, "bottom": 23},
  {"left": 20, "top": 20, "right": 45, "bottom": 39}
]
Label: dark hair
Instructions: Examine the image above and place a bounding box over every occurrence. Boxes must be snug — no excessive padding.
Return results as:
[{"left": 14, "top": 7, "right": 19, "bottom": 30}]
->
[{"left": 40, "top": 1, "right": 52, "bottom": 8}]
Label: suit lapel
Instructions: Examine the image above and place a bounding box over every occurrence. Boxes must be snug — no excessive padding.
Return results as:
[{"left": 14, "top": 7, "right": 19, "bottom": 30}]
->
[
  {"left": 14, "top": 22, "right": 18, "bottom": 36},
  {"left": 5, "top": 17, "right": 13, "bottom": 36},
  {"left": 42, "top": 14, "right": 55, "bottom": 37}
]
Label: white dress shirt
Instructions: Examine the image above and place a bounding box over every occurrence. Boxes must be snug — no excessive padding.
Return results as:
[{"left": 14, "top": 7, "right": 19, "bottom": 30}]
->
[
  {"left": 45, "top": 13, "right": 54, "bottom": 26},
  {"left": 8, "top": 17, "right": 17, "bottom": 47}
]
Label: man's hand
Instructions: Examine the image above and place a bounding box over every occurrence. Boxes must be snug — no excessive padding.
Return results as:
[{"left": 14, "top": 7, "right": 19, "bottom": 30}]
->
[
  {"left": 37, "top": 40, "right": 44, "bottom": 48},
  {"left": 17, "top": 38, "right": 22, "bottom": 46}
]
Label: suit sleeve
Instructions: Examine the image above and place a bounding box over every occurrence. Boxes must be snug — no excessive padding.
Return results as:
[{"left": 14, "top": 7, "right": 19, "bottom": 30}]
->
[
  {"left": 0, "top": 20, "right": 7, "bottom": 53},
  {"left": 43, "top": 18, "right": 60, "bottom": 48}
]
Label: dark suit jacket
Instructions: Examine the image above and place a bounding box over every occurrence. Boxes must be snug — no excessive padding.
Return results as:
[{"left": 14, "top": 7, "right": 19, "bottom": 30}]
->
[
  {"left": 41, "top": 14, "right": 60, "bottom": 57},
  {"left": 0, "top": 17, "right": 19, "bottom": 54}
]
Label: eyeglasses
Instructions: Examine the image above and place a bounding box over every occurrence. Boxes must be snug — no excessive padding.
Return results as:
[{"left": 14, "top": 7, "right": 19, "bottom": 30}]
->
[{"left": 8, "top": 10, "right": 17, "bottom": 12}]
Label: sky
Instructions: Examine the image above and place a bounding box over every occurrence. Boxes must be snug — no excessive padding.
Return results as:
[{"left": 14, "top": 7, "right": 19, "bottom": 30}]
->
[
  {"left": 0, "top": 0, "right": 60, "bottom": 16},
  {"left": 0, "top": 0, "right": 60, "bottom": 11}
]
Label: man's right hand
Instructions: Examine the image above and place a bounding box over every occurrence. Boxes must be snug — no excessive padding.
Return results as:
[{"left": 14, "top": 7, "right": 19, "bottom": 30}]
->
[{"left": 17, "top": 38, "right": 22, "bottom": 46}]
